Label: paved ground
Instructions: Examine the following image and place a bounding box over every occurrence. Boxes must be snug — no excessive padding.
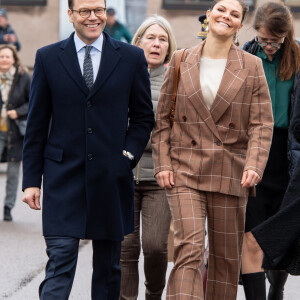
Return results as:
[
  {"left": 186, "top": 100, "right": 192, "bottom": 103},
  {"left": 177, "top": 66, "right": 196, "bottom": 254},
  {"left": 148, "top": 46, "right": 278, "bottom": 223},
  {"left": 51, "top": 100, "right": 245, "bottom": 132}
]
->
[{"left": 0, "top": 163, "right": 299, "bottom": 299}]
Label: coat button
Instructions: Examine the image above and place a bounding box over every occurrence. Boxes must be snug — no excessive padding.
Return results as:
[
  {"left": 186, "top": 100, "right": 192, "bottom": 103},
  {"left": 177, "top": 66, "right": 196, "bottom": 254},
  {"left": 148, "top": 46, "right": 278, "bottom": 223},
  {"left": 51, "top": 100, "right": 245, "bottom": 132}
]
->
[
  {"left": 87, "top": 154, "right": 94, "bottom": 160},
  {"left": 87, "top": 100, "right": 92, "bottom": 107},
  {"left": 216, "top": 140, "right": 222, "bottom": 146},
  {"left": 182, "top": 116, "right": 187, "bottom": 122},
  {"left": 191, "top": 140, "right": 197, "bottom": 146},
  {"left": 87, "top": 128, "right": 93, "bottom": 134},
  {"left": 229, "top": 122, "right": 235, "bottom": 129}
]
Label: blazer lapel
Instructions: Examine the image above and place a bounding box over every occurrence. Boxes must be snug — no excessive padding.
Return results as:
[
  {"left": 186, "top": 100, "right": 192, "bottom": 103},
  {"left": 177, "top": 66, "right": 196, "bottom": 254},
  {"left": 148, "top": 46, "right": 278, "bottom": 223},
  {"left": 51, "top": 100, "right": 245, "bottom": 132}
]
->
[
  {"left": 88, "top": 34, "right": 121, "bottom": 99},
  {"left": 58, "top": 33, "right": 89, "bottom": 95},
  {"left": 210, "top": 44, "right": 249, "bottom": 124},
  {"left": 180, "top": 42, "right": 221, "bottom": 140}
]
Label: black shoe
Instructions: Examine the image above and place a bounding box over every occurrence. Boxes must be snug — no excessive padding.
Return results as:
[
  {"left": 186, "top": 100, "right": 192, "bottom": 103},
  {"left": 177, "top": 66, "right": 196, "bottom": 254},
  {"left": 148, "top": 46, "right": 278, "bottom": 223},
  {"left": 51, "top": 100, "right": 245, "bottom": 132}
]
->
[
  {"left": 3, "top": 206, "right": 12, "bottom": 221},
  {"left": 266, "top": 270, "right": 288, "bottom": 300},
  {"left": 242, "top": 272, "right": 266, "bottom": 300}
]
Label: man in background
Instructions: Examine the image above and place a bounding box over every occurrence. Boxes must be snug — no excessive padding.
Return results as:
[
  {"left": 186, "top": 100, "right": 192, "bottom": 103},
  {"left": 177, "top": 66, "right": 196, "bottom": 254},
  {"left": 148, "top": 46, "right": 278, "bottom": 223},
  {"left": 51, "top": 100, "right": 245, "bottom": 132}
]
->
[
  {"left": 0, "top": 8, "right": 21, "bottom": 51},
  {"left": 104, "top": 7, "right": 132, "bottom": 43}
]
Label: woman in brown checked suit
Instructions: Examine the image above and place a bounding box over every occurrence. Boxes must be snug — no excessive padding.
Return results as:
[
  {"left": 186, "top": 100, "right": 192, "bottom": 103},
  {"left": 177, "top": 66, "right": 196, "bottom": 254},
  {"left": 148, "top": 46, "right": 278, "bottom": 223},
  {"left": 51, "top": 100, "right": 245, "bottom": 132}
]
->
[{"left": 151, "top": 0, "right": 274, "bottom": 299}]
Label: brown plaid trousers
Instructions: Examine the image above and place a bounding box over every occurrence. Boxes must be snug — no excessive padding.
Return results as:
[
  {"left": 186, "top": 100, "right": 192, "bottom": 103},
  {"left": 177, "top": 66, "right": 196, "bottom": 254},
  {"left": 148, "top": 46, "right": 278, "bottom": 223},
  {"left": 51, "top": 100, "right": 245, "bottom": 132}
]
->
[
  {"left": 166, "top": 187, "right": 247, "bottom": 300},
  {"left": 151, "top": 42, "right": 274, "bottom": 299}
]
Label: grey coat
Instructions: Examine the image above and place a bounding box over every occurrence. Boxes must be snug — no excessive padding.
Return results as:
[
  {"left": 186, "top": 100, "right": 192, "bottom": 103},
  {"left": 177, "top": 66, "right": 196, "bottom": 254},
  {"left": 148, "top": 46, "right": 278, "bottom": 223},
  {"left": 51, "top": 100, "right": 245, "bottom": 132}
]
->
[{"left": 133, "top": 64, "right": 167, "bottom": 182}]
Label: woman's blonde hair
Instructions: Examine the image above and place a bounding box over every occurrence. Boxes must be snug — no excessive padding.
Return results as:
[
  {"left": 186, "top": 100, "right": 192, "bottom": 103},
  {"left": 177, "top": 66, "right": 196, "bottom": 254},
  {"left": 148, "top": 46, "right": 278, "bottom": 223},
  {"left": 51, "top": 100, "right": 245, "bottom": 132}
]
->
[{"left": 132, "top": 15, "right": 177, "bottom": 64}]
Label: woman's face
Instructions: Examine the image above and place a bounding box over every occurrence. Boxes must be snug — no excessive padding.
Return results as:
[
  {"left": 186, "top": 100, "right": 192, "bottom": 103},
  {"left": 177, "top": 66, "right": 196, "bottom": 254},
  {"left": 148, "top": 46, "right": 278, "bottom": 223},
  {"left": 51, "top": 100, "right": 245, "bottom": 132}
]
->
[
  {"left": 138, "top": 24, "right": 169, "bottom": 69},
  {"left": 256, "top": 27, "right": 285, "bottom": 60},
  {"left": 207, "top": 0, "right": 243, "bottom": 40},
  {"left": 0, "top": 48, "right": 15, "bottom": 73}
]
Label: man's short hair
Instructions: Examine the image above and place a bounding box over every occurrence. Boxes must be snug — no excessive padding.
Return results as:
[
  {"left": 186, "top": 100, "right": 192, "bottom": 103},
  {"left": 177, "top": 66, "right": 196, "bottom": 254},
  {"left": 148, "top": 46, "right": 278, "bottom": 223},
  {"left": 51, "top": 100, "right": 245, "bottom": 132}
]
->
[
  {"left": 106, "top": 8, "right": 116, "bottom": 16},
  {"left": 68, "top": 0, "right": 106, "bottom": 9}
]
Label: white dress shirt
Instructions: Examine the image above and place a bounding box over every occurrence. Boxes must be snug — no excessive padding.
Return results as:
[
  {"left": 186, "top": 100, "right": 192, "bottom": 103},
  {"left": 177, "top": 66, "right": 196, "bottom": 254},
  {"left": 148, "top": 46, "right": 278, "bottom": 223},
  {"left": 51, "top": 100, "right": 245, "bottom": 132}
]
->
[{"left": 74, "top": 33, "right": 104, "bottom": 83}]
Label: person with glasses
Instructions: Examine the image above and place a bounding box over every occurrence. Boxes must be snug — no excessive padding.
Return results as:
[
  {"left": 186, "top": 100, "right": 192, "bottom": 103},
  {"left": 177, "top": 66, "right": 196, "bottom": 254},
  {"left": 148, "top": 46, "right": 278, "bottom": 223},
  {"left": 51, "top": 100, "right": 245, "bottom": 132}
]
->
[
  {"left": 21, "top": 0, "right": 154, "bottom": 299},
  {"left": 241, "top": 2, "right": 300, "bottom": 299}
]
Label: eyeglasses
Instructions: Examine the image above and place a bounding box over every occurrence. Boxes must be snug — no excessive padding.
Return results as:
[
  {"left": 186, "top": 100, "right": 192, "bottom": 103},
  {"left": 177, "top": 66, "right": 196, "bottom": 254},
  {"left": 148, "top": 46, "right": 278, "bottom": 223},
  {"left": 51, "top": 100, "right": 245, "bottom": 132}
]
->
[
  {"left": 255, "top": 36, "right": 285, "bottom": 48},
  {"left": 71, "top": 7, "right": 106, "bottom": 18}
]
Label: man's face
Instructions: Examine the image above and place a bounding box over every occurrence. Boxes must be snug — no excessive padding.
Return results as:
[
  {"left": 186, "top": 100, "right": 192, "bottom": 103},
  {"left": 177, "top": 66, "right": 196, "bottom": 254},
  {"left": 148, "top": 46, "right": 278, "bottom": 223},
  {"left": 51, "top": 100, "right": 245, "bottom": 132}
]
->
[
  {"left": 68, "top": 0, "right": 107, "bottom": 45},
  {"left": 0, "top": 16, "right": 7, "bottom": 28},
  {"left": 106, "top": 14, "right": 116, "bottom": 27}
]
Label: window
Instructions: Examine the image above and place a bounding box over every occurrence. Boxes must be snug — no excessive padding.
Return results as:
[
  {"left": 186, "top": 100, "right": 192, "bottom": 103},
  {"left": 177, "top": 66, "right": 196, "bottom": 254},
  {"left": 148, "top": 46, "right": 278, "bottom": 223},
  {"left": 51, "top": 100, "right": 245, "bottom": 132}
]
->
[
  {"left": 163, "top": 0, "right": 254, "bottom": 10},
  {"left": 1, "top": 0, "right": 47, "bottom": 5},
  {"left": 285, "top": 0, "right": 300, "bottom": 12}
]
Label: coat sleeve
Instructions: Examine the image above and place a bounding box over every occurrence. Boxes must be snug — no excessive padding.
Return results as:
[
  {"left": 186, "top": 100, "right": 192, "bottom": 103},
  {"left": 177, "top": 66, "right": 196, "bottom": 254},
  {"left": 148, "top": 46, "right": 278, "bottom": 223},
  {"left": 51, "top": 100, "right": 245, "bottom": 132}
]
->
[
  {"left": 243, "top": 57, "right": 274, "bottom": 178},
  {"left": 124, "top": 50, "right": 154, "bottom": 168},
  {"left": 22, "top": 50, "right": 52, "bottom": 190},
  {"left": 151, "top": 51, "right": 177, "bottom": 176},
  {"left": 289, "top": 71, "right": 300, "bottom": 176},
  {"left": 252, "top": 157, "right": 300, "bottom": 267},
  {"left": 15, "top": 72, "right": 31, "bottom": 118}
]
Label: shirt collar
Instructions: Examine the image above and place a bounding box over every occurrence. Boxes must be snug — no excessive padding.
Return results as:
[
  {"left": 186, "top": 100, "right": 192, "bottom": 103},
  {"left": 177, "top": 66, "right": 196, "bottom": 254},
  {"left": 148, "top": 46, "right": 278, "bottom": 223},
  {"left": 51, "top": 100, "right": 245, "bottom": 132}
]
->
[
  {"left": 74, "top": 32, "right": 104, "bottom": 53},
  {"left": 257, "top": 45, "right": 281, "bottom": 62}
]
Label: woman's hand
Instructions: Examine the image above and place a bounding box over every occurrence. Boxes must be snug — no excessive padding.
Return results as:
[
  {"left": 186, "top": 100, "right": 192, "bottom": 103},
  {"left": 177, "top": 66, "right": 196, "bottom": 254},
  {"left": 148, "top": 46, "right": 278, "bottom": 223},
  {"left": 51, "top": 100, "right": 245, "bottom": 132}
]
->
[
  {"left": 155, "top": 170, "right": 174, "bottom": 189},
  {"left": 7, "top": 110, "right": 18, "bottom": 120},
  {"left": 241, "top": 170, "right": 261, "bottom": 188}
]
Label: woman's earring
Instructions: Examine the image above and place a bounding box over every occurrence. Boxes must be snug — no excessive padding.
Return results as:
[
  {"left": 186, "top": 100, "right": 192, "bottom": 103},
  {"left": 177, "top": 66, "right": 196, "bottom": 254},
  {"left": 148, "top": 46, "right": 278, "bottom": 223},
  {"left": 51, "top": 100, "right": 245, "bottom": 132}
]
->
[{"left": 234, "top": 33, "right": 239, "bottom": 46}]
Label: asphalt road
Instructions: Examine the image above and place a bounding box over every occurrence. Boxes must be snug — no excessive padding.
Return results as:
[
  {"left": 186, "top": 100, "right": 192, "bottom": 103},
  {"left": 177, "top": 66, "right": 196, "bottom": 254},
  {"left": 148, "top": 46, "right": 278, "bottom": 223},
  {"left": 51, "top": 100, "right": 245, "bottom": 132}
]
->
[{"left": 0, "top": 164, "right": 299, "bottom": 299}]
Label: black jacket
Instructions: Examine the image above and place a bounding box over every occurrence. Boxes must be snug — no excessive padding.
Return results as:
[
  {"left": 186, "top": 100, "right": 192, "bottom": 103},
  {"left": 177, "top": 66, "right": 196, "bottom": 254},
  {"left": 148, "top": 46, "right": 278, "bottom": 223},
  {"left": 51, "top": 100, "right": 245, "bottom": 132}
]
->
[
  {"left": 0, "top": 24, "right": 21, "bottom": 51},
  {"left": 0, "top": 66, "right": 31, "bottom": 162}
]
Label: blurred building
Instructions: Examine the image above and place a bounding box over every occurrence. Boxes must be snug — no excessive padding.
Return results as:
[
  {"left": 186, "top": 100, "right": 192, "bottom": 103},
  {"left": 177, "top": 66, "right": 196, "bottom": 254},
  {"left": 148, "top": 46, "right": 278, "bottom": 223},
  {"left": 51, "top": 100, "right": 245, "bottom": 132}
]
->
[{"left": 2, "top": 0, "right": 300, "bottom": 68}]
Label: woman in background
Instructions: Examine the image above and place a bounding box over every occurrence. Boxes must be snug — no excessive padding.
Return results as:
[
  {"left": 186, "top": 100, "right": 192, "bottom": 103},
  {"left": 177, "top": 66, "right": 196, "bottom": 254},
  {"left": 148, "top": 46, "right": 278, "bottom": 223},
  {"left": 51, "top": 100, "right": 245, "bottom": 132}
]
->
[
  {"left": 0, "top": 44, "right": 31, "bottom": 221},
  {"left": 119, "top": 15, "right": 176, "bottom": 300},
  {"left": 241, "top": 2, "right": 300, "bottom": 299}
]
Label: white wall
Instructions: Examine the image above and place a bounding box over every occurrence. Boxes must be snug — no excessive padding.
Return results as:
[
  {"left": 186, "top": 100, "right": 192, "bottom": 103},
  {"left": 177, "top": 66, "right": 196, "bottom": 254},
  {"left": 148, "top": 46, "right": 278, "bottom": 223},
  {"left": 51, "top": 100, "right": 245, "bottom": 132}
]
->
[{"left": 59, "top": 0, "right": 74, "bottom": 40}]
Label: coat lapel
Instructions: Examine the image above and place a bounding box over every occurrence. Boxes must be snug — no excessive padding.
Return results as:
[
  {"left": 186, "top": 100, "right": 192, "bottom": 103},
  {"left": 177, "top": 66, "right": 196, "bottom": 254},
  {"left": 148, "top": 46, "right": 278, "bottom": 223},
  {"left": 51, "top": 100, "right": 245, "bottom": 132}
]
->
[
  {"left": 58, "top": 33, "right": 89, "bottom": 95},
  {"left": 180, "top": 42, "right": 221, "bottom": 140},
  {"left": 88, "top": 33, "right": 121, "bottom": 99},
  {"left": 210, "top": 45, "right": 249, "bottom": 123}
]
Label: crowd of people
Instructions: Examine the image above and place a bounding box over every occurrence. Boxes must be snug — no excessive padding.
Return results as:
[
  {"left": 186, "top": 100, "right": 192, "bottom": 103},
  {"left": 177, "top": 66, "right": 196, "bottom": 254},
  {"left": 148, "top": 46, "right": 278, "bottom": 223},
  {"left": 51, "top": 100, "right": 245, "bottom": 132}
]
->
[{"left": 1, "top": 0, "right": 300, "bottom": 299}]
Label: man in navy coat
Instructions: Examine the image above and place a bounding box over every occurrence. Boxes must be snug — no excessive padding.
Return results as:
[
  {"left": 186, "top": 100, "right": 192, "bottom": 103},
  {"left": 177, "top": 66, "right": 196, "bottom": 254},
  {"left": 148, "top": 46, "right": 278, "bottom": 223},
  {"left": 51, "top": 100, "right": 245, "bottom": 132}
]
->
[{"left": 22, "top": 0, "right": 154, "bottom": 298}]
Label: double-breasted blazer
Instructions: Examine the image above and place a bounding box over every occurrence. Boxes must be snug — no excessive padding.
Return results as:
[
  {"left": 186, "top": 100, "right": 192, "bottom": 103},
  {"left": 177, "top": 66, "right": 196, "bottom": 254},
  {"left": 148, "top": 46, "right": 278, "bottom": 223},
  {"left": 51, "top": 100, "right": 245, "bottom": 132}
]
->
[
  {"left": 22, "top": 32, "right": 154, "bottom": 241},
  {"left": 152, "top": 41, "right": 274, "bottom": 197}
]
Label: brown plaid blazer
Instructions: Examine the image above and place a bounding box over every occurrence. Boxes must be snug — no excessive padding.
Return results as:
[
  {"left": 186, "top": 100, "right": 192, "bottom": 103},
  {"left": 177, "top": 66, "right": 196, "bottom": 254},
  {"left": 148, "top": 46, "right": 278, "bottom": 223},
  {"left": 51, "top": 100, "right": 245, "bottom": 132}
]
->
[{"left": 152, "top": 42, "right": 274, "bottom": 198}]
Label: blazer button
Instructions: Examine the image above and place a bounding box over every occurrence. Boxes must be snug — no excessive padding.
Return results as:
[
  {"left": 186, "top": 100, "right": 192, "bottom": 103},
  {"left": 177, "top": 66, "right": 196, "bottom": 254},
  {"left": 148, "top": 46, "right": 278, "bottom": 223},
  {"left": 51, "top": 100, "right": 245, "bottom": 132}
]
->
[
  {"left": 216, "top": 140, "right": 222, "bottom": 146},
  {"left": 182, "top": 116, "right": 187, "bottom": 122},
  {"left": 229, "top": 122, "right": 235, "bottom": 129},
  {"left": 87, "top": 100, "right": 92, "bottom": 107},
  {"left": 87, "top": 154, "right": 94, "bottom": 160},
  {"left": 191, "top": 140, "right": 197, "bottom": 146},
  {"left": 87, "top": 128, "right": 93, "bottom": 134}
]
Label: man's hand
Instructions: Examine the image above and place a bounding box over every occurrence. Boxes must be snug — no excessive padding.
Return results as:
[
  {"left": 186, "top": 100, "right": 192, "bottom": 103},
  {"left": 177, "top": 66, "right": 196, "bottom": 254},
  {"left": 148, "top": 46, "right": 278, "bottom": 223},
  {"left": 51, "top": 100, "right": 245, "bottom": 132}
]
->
[
  {"left": 155, "top": 170, "right": 174, "bottom": 189},
  {"left": 241, "top": 170, "right": 261, "bottom": 188},
  {"left": 22, "top": 187, "right": 41, "bottom": 210},
  {"left": 3, "top": 34, "right": 17, "bottom": 43},
  {"left": 7, "top": 110, "right": 18, "bottom": 120}
]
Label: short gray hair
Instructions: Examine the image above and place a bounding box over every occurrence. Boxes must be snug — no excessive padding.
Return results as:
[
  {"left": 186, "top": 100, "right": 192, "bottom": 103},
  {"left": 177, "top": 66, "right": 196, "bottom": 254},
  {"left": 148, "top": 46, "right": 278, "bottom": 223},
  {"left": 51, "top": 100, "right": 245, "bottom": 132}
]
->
[{"left": 132, "top": 15, "right": 177, "bottom": 64}]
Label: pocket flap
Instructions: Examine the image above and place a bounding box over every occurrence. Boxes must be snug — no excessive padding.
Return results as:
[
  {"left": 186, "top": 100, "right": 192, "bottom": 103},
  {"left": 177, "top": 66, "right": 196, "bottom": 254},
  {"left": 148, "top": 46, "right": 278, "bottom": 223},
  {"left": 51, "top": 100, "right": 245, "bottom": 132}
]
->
[{"left": 43, "top": 144, "right": 63, "bottom": 162}]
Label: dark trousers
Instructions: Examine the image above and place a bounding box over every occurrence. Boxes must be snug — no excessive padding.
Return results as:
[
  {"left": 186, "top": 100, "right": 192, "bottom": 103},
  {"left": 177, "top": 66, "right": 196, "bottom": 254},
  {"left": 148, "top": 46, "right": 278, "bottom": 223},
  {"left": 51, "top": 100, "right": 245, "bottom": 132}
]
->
[{"left": 39, "top": 236, "right": 121, "bottom": 300}]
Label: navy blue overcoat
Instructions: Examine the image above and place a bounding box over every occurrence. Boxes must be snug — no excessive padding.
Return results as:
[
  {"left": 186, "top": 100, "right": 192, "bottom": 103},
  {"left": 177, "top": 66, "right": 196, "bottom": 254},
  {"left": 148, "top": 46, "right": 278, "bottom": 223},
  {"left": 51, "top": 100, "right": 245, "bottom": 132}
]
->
[{"left": 22, "top": 32, "right": 154, "bottom": 241}]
